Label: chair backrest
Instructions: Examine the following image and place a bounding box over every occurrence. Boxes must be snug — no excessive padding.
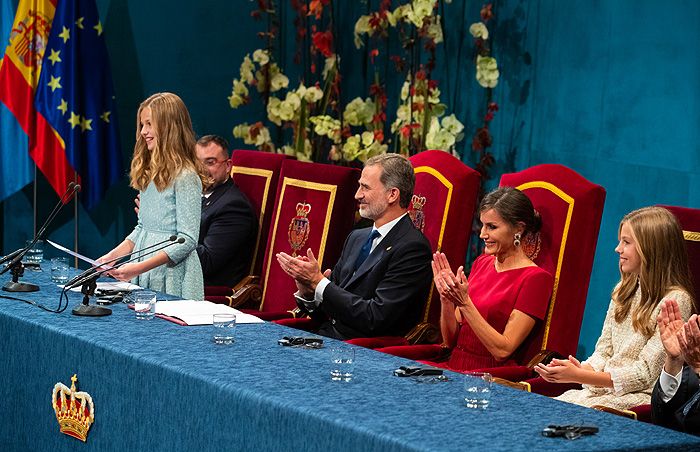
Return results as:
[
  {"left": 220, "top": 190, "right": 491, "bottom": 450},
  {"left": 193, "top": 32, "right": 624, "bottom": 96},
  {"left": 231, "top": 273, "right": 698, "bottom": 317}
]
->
[
  {"left": 408, "top": 150, "right": 481, "bottom": 329},
  {"left": 500, "top": 164, "right": 606, "bottom": 361},
  {"left": 230, "top": 150, "right": 290, "bottom": 276},
  {"left": 258, "top": 160, "right": 360, "bottom": 314},
  {"left": 658, "top": 205, "right": 700, "bottom": 297}
]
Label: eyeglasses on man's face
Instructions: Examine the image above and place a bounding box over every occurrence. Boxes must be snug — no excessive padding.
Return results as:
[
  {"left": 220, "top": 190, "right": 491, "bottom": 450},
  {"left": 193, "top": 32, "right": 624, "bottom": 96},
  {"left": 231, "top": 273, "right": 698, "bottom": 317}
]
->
[{"left": 201, "top": 158, "right": 229, "bottom": 167}]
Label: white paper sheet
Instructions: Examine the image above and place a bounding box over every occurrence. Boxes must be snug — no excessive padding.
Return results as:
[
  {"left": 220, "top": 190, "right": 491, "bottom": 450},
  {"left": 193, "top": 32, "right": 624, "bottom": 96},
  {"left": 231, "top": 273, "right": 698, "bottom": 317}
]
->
[
  {"left": 155, "top": 299, "right": 264, "bottom": 325},
  {"left": 47, "top": 239, "right": 113, "bottom": 269},
  {"left": 96, "top": 281, "right": 142, "bottom": 291}
]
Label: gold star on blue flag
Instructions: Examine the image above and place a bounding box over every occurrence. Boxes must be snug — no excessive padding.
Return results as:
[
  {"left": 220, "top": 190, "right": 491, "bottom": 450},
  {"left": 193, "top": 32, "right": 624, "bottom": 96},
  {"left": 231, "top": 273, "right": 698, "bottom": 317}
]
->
[{"left": 34, "top": 0, "right": 122, "bottom": 209}]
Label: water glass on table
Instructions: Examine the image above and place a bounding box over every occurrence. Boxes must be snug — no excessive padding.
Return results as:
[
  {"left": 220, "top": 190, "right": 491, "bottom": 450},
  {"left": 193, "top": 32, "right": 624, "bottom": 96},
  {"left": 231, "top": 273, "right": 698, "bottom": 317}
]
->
[
  {"left": 133, "top": 290, "right": 157, "bottom": 320},
  {"left": 212, "top": 313, "right": 236, "bottom": 345},
  {"left": 463, "top": 372, "right": 492, "bottom": 409},
  {"left": 330, "top": 345, "right": 355, "bottom": 382},
  {"left": 24, "top": 240, "right": 44, "bottom": 270},
  {"left": 50, "top": 257, "right": 70, "bottom": 284}
]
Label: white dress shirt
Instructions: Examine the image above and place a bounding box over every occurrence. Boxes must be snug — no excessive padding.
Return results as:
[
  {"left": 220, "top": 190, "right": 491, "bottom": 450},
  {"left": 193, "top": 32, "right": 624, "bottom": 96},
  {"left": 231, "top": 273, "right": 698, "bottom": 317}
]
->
[{"left": 658, "top": 367, "right": 684, "bottom": 403}]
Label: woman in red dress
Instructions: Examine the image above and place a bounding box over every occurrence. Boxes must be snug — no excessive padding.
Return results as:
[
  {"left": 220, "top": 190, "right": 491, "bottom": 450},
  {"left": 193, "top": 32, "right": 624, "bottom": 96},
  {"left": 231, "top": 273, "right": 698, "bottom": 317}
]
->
[{"left": 431, "top": 186, "right": 553, "bottom": 371}]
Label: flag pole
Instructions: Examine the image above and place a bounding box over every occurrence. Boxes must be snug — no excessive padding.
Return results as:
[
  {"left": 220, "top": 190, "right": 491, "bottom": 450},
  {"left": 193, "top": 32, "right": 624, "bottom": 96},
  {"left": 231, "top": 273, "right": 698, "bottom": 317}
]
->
[
  {"left": 74, "top": 171, "right": 79, "bottom": 268},
  {"left": 32, "top": 165, "right": 37, "bottom": 237}
]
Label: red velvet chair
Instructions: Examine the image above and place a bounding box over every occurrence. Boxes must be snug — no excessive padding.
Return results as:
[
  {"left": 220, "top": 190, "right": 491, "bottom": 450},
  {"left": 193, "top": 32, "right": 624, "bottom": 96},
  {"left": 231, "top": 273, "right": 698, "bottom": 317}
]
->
[
  {"left": 204, "top": 150, "right": 289, "bottom": 302},
  {"left": 660, "top": 205, "right": 700, "bottom": 296},
  {"left": 345, "top": 150, "right": 481, "bottom": 347},
  {"left": 377, "top": 164, "right": 606, "bottom": 380},
  {"left": 231, "top": 150, "right": 291, "bottom": 277},
  {"left": 524, "top": 204, "right": 700, "bottom": 423},
  {"left": 235, "top": 160, "right": 360, "bottom": 320}
]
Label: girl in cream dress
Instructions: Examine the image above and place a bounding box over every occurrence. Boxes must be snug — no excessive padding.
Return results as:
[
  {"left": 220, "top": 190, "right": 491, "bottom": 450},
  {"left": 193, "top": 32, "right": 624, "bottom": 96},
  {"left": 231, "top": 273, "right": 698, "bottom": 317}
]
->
[{"left": 535, "top": 206, "right": 695, "bottom": 410}]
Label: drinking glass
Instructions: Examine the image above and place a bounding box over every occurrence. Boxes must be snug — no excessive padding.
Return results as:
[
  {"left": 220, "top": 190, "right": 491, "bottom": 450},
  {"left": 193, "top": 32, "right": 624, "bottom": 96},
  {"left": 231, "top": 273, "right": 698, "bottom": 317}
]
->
[
  {"left": 212, "top": 313, "right": 236, "bottom": 344},
  {"left": 330, "top": 346, "right": 355, "bottom": 382},
  {"left": 134, "top": 290, "right": 157, "bottom": 320},
  {"left": 463, "top": 372, "right": 492, "bottom": 409},
  {"left": 50, "top": 257, "right": 70, "bottom": 284},
  {"left": 24, "top": 240, "right": 44, "bottom": 269}
]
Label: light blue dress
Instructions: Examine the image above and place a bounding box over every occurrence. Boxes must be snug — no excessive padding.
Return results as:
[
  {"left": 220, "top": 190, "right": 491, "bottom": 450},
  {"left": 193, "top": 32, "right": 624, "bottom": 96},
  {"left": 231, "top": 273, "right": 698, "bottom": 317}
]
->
[{"left": 126, "top": 169, "right": 203, "bottom": 299}]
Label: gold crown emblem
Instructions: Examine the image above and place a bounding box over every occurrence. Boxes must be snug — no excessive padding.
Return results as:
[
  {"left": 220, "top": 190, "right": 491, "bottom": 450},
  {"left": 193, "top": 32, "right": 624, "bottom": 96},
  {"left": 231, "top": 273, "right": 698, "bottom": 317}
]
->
[
  {"left": 52, "top": 374, "right": 95, "bottom": 442},
  {"left": 295, "top": 202, "right": 312, "bottom": 217},
  {"left": 410, "top": 194, "right": 426, "bottom": 210},
  {"left": 289, "top": 201, "right": 312, "bottom": 256}
]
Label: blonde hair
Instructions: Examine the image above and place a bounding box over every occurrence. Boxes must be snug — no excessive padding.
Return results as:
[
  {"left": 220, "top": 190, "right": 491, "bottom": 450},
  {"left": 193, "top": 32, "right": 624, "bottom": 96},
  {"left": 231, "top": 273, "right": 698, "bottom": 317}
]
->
[
  {"left": 130, "top": 92, "right": 207, "bottom": 191},
  {"left": 613, "top": 206, "right": 695, "bottom": 336}
]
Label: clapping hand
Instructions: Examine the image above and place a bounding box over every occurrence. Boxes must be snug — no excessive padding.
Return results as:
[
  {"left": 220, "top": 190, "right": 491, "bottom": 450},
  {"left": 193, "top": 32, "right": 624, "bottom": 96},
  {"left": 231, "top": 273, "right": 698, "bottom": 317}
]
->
[
  {"left": 657, "top": 299, "right": 685, "bottom": 361},
  {"left": 534, "top": 355, "right": 583, "bottom": 384},
  {"left": 678, "top": 314, "right": 700, "bottom": 374},
  {"left": 431, "top": 252, "right": 469, "bottom": 307},
  {"left": 276, "top": 248, "right": 325, "bottom": 291}
]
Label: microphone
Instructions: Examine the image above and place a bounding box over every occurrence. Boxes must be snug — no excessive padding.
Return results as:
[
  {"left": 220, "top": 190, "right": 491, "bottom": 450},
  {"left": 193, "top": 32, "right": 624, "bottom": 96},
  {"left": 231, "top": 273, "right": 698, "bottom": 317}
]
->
[
  {"left": 1, "top": 182, "right": 80, "bottom": 275},
  {"left": 34, "top": 182, "right": 80, "bottom": 243},
  {"left": 1, "top": 181, "right": 80, "bottom": 290},
  {"left": 63, "top": 235, "right": 178, "bottom": 287},
  {"left": 66, "top": 236, "right": 185, "bottom": 290},
  {"left": 69, "top": 236, "right": 185, "bottom": 317},
  {"left": 0, "top": 248, "right": 25, "bottom": 267}
]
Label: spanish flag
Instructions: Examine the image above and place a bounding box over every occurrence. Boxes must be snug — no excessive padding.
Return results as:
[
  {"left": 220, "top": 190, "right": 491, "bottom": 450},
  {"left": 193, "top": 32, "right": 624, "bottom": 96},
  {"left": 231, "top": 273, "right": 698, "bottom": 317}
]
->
[
  {"left": 0, "top": 0, "right": 33, "bottom": 201},
  {"left": 0, "top": 0, "right": 122, "bottom": 209}
]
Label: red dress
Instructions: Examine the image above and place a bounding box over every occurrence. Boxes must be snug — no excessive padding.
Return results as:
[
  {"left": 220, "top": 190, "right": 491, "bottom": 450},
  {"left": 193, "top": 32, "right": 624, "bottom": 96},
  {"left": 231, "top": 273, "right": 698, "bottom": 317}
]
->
[{"left": 445, "top": 254, "right": 553, "bottom": 371}]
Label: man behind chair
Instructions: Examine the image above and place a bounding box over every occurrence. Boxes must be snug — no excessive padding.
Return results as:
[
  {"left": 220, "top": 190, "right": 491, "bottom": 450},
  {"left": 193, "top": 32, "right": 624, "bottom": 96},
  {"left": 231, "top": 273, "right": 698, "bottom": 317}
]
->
[
  {"left": 196, "top": 135, "right": 257, "bottom": 287},
  {"left": 277, "top": 154, "right": 432, "bottom": 340}
]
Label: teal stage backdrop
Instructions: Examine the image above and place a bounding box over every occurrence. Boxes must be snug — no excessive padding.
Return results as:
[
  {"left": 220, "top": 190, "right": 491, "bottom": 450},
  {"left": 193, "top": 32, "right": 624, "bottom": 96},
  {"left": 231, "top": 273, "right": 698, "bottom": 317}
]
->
[{"left": 1, "top": 0, "right": 698, "bottom": 356}]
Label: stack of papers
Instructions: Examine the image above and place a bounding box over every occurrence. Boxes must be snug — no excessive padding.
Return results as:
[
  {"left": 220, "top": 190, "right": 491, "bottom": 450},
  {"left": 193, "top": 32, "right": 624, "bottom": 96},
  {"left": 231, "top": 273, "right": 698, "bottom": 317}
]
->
[{"left": 156, "top": 300, "right": 264, "bottom": 325}]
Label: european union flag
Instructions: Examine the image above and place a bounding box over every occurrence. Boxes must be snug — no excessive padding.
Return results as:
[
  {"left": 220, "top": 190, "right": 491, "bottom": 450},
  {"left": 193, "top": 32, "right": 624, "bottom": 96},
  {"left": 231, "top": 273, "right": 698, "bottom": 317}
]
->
[{"left": 34, "top": 0, "right": 122, "bottom": 209}]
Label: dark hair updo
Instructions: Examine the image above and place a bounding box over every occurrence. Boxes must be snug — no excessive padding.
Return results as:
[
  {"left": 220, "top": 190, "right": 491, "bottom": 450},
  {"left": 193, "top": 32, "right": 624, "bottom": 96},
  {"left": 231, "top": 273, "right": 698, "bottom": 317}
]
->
[{"left": 479, "top": 186, "right": 541, "bottom": 234}]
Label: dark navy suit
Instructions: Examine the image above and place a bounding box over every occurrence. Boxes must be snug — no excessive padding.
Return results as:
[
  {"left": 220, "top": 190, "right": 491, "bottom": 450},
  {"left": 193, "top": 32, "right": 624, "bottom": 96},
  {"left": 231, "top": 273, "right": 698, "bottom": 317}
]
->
[
  {"left": 313, "top": 215, "right": 432, "bottom": 340},
  {"left": 652, "top": 366, "right": 700, "bottom": 435},
  {"left": 197, "top": 178, "right": 257, "bottom": 287}
]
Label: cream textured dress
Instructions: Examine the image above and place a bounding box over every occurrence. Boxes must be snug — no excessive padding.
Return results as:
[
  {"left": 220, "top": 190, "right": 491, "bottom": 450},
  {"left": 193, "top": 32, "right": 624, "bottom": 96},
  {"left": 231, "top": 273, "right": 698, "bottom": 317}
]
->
[
  {"left": 126, "top": 169, "right": 203, "bottom": 300},
  {"left": 556, "top": 287, "right": 694, "bottom": 410}
]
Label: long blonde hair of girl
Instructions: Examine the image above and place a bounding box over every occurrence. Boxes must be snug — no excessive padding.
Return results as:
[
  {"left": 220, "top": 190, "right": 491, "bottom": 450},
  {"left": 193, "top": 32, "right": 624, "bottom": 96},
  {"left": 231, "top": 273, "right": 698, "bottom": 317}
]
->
[
  {"left": 613, "top": 206, "right": 695, "bottom": 336},
  {"left": 130, "top": 92, "right": 208, "bottom": 191}
]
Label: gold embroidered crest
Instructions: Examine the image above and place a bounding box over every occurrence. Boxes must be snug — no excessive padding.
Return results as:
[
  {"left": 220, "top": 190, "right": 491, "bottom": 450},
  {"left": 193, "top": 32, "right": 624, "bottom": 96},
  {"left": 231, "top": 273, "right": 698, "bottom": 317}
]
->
[
  {"left": 288, "top": 202, "right": 312, "bottom": 256},
  {"left": 408, "top": 194, "right": 427, "bottom": 232},
  {"left": 52, "top": 374, "right": 95, "bottom": 442},
  {"left": 10, "top": 11, "right": 52, "bottom": 69}
]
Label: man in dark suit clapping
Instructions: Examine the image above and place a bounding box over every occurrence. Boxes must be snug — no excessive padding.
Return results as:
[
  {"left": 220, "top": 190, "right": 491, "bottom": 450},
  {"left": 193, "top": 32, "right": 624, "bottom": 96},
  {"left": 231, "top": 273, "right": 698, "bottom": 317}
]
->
[
  {"left": 652, "top": 299, "right": 700, "bottom": 435},
  {"left": 276, "top": 154, "right": 432, "bottom": 340}
]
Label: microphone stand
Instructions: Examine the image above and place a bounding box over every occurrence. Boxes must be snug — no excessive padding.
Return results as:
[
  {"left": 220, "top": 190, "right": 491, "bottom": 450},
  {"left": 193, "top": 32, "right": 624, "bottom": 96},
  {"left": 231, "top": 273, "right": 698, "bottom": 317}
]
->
[
  {"left": 2, "top": 183, "right": 80, "bottom": 293},
  {"left": 70, "top": 237, "right": 185, "bottom": 317},
  {"left": 4, "top": 263, "right": 36, "bottom": 293},
  {"left": 71, "top": 274, "right": 108, "bottom": 316}
]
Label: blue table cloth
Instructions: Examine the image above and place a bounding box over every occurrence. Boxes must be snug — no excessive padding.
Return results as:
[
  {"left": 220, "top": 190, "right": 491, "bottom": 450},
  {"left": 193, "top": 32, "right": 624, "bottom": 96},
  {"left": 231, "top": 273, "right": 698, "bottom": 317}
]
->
[{"left": 1, "top": 266, "right": 699, "bottom": 451}]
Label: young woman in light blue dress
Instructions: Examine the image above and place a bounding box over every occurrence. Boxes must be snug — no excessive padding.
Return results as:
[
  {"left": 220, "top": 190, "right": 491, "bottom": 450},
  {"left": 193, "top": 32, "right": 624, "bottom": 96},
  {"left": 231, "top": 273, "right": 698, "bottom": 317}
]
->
[{"left": 100, "top": 92, "right": 206, "bottom": 299}]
